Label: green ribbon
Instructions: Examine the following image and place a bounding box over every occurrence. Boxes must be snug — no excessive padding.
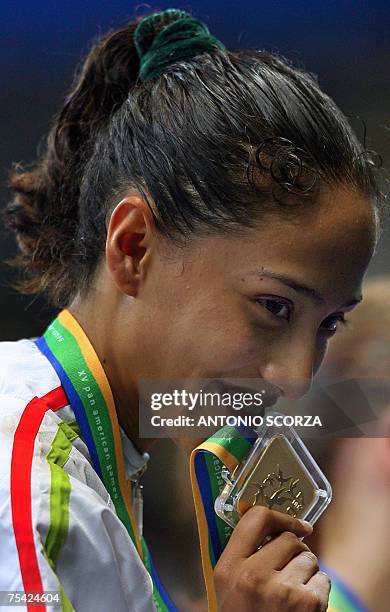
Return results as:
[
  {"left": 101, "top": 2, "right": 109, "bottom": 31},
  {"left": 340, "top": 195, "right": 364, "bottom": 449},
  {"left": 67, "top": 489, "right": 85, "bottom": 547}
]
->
[{"left": 134, "top": 8, "right": 226, "bottom": 81}]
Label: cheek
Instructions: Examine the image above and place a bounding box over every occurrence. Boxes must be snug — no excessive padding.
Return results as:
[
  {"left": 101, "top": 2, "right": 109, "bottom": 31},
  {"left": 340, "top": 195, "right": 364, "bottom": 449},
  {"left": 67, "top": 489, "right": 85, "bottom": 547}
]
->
[
  {"left": 146, "top": 278, "right": 261, "bottom": 372},
  {"left": 313, "top": 336, "right": 330, "bottom": 376},
  {"left": 183, "top": 314, "right": 261, "bottom": 374},
  {"left": 206, "top": 327, "right": 263, "bottom": 374}
]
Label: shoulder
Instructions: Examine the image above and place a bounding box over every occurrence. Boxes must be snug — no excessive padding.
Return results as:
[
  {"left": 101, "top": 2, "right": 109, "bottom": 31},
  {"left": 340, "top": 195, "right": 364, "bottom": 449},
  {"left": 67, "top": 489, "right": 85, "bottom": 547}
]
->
[
  {"left": 0, "top": 339, "right": 155, "bottom": 610},
  {"left": 0, "top": 392, "right": 155, "bottom": 611},
  {"left": 0, "top": 337, "right": 60, "bottom": 401}
]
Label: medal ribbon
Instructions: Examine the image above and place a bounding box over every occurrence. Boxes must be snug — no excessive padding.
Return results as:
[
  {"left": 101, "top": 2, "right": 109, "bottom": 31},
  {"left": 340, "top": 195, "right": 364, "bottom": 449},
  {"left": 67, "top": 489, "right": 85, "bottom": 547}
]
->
[
  {"left": 190, "top": 426, "right": 257, "bottom": 611},
  {"left": 190, "top": 434, "right": 336, "bottom": 612},
  {"left": 320, "top": 564, "right": 368, "bottom": 612},
  {"left": 35, "top": 310, "right": 175, "bottom": 612}
]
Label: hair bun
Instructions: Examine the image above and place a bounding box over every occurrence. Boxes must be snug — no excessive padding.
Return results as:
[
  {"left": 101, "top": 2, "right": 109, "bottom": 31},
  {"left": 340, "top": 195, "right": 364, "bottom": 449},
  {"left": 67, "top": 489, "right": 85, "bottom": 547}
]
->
[{"left": 134, "top": 8, "right": 225, "bottom": 81}]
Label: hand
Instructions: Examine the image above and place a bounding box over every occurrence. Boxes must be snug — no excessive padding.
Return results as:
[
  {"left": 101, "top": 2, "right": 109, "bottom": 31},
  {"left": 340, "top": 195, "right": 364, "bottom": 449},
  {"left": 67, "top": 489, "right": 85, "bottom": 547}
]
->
[{"left": 214, "top": 506, "right": 330, "bottom": 611}]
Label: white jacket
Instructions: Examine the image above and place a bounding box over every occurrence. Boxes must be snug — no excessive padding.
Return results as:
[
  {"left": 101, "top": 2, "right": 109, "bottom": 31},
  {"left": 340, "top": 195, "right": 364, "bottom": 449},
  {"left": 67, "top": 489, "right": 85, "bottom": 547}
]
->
[{"left": 0, "top": 336, "right": 156, "bottom": 612}]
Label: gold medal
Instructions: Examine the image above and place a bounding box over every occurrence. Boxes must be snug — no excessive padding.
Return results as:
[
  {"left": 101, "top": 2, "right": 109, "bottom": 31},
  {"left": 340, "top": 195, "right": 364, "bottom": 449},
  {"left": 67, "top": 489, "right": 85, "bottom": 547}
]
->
[
  {"left": 215, "top": 414, "right": 332, "bottom": 529},
  {"left": 236, "top": 435, "right": 317, "bottom": 518}
]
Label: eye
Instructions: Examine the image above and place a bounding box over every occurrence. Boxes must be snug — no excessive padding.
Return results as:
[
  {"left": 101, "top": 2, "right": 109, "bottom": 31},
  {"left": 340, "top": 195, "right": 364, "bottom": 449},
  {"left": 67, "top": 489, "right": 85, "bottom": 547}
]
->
[
  {"left": 320, "top": 313, "right": 348, "bottom": 335},
  {"left": 256, "top": 298, "right": 292, "bottom": 321}
]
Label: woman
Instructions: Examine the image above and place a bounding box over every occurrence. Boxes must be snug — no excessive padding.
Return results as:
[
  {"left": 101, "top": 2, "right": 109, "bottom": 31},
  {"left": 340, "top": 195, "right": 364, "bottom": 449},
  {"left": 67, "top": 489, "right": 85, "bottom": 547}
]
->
[{"left": 1, "top": 7, "right": 379, "bottom": 612}]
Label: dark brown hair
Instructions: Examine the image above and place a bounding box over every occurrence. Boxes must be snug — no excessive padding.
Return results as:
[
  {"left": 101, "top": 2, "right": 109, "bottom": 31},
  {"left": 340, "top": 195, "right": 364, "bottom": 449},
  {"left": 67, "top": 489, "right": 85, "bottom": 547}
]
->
[{"left": 4, "top": 9, "right": 380, "bottom": 307}]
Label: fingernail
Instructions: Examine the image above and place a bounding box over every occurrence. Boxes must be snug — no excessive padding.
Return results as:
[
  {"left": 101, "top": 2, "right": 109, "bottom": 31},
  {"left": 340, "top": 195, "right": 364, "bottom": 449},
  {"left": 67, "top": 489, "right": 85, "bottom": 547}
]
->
[{"left": 298, "top": 519, "right": 313, "bottom": 530}]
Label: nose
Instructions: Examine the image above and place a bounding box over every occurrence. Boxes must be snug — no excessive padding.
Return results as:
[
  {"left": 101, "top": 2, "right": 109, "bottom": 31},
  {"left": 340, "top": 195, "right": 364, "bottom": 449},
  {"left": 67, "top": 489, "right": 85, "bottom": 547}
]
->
[{"left": 258, "top": 338, "right": 315, "bottom": 401}]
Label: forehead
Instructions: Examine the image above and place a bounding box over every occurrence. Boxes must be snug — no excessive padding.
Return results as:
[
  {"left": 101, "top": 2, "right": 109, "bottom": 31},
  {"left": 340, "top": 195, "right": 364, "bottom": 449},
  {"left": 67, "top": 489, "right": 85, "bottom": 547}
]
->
[
  {"left": 269, "top": 186, "right": 374, "bottom": 254},
  {"left": 201, "top": 186, "right": 376, "bottom": 306}
]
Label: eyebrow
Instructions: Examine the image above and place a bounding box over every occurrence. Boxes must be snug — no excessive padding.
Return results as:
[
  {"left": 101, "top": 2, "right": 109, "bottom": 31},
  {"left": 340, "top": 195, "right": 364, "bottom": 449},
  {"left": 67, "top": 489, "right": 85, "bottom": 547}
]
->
[{"left": 249, "top": 269, "right": 363, "bottom": 308}]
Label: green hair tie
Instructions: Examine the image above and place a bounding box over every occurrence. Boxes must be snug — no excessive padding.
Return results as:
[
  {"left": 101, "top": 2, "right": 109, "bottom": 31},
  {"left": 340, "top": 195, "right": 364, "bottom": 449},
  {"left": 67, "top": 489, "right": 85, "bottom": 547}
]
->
[{"left": 134, "top": 8, "right": 226, "bottom": 82}]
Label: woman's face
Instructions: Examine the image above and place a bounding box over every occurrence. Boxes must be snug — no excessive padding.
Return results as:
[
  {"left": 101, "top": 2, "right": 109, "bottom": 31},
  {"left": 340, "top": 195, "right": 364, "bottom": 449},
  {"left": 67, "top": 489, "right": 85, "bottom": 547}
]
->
[{"left": 118, "top": 184, "right": 376, "bottom": 406}]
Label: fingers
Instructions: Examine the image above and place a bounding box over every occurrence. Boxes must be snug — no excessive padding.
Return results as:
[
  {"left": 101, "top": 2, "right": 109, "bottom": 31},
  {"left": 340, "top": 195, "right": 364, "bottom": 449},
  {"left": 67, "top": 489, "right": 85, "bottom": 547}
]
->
[
  {"left": 215, "top": 506, "right": 327, "bottom": 612},
  {"left": 224, "top": 506, "right": 313, "bottom": 559},
  {"left": 280, "top": 549, "right": 320, "bottom": 583},
  {"left": 253, "top": 530, "right": 310, "bottom": 570},
  {"left": 305, "top": 571, "right": 332, "bottom": 610}
]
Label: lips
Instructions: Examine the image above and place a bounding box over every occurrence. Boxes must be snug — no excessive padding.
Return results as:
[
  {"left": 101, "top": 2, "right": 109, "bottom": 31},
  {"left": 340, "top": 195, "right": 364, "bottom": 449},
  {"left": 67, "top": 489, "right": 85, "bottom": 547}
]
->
[{"left": 202, "top": 378, "right": 281, "bottom": 417}]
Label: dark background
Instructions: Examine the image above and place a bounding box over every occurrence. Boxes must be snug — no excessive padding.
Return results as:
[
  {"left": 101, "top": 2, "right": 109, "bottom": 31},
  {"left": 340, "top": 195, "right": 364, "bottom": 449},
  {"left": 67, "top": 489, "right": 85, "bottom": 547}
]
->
[
  {"left": 1, "top": 2, "right": 389, "bottom": 607},
  {"left": 1, "top": 0, "right": 389, "bottom": 340}
]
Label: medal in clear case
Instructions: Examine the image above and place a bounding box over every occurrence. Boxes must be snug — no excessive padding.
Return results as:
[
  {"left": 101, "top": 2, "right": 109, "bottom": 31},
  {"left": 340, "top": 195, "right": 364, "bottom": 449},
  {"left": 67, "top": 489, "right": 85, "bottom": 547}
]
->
[{"left": 215, "top": 412, "right": 332, "bottom": 528}]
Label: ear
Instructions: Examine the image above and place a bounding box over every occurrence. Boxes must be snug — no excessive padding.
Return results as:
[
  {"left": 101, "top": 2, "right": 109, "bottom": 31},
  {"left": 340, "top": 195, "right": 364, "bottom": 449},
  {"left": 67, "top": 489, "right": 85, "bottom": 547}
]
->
[{"left": 105, "top": 196, "right": 155, "bottom": 297}]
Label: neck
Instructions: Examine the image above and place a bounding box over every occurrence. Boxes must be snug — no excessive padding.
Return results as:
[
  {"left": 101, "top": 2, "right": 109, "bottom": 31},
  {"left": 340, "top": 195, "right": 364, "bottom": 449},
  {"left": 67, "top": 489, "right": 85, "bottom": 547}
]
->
[{"left": 68, "top": 292, "right": 156, "bottom": 455}]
